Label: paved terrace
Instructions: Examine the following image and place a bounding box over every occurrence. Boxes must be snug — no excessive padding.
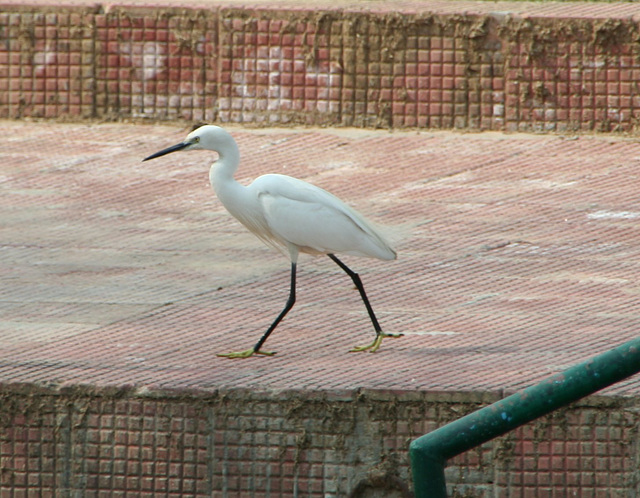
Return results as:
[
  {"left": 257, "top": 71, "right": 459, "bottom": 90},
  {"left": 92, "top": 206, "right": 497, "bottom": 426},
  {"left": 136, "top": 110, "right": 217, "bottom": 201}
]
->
[{"left": 2, "top": 120, "right": 640, "bottom": 396}]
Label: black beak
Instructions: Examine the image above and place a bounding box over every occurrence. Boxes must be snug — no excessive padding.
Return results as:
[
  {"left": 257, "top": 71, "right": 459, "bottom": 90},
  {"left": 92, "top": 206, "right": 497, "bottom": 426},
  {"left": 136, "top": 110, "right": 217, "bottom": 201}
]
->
[{"left": 143, "top": 141, "right": 190, "bottom": 161}]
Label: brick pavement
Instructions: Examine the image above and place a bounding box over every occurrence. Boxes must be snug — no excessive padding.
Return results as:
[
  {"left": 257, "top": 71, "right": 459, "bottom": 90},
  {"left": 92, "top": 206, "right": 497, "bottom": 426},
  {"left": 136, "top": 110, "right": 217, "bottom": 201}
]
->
[{"left": 2, "top": 120, "right": 640, "bottom": 396}]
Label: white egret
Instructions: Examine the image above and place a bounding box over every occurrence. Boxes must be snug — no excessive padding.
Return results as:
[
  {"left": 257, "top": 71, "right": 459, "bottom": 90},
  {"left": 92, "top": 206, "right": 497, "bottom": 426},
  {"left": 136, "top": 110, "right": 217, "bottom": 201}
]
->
[{"left": 143, "top": 125, "right": 401, "bottom": 358}]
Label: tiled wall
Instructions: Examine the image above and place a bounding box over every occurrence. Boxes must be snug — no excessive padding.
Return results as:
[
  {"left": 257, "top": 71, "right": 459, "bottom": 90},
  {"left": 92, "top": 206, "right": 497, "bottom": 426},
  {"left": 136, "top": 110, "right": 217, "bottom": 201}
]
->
[
  {"left": 1, "top": 385, "right": 638, "bottom": 496},
  {"left": 2, "top": 6, "right": 640, "bottom": 131}
]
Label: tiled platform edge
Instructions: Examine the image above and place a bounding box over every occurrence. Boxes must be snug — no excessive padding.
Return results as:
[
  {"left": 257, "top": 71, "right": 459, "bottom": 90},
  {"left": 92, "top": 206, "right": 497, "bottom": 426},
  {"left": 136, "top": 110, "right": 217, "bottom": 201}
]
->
[
  {"left": 1, "top": 384, "right": 638, "bottom": 497},
  {"left": 3, "top": 1, "right": 640, "bottom": 131}
]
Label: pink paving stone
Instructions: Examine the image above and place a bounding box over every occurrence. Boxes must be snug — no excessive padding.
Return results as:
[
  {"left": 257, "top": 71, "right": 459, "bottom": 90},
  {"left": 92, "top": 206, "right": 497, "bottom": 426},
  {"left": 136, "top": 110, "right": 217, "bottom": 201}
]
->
[{"left": 1, "top": 121, "right": 640, "bottom": 397}]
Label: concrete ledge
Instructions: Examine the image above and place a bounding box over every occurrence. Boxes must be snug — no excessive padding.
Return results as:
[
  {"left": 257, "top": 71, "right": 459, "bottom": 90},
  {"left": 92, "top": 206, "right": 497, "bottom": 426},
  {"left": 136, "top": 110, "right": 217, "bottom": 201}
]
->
[
  {"left": 3, "top": 120, "right": 640, "bottom": 495},
  {"left": 2, "top": 1, "right": 640, "bottom": 131},
  {"left": 1, "top": 382, "right": 638, "bottom": 496}
]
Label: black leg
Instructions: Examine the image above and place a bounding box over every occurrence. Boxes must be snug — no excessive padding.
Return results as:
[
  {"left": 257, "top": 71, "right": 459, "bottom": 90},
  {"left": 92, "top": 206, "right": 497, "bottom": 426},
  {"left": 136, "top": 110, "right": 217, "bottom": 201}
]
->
[
  {"left": 328, "top": 254, "right": 402, "bottom": 353},
  {"left": 253, "top": 261, "right": 297, "bottom": 352},
  {"left": 218, "top": 262, "right": 296, "bottom": 358},
  {"left": 327, "top": 254, "right": 382, "bottom": 333}
]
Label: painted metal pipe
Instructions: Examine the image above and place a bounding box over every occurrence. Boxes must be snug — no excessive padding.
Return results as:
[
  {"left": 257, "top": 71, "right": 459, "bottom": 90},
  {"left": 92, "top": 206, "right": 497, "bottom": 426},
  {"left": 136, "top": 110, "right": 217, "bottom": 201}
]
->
[{"left": 410, "top": 336, "right": 640, "bottom": 497}]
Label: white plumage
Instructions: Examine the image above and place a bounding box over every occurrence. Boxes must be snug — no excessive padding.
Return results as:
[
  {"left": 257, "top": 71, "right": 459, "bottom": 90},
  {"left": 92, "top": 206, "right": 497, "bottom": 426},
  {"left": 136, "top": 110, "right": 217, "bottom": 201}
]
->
[{"left": 144, "top": 125, "right": 401, "bottom": 358}]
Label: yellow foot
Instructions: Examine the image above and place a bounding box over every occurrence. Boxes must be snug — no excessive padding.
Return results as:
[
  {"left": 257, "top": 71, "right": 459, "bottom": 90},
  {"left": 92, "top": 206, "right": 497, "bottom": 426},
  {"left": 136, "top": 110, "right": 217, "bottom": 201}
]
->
[
  {"left": 350, "top": 332, "right": 404, "bottom": 353},
  {"left": 217, "top": 348, "right": 276, "bottom": 359}
]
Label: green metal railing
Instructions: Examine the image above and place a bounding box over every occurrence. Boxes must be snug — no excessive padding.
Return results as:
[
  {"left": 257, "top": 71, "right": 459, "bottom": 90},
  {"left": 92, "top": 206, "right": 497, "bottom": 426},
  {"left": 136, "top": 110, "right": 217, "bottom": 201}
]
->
[{"left": 409, "top": 337, "right": 640, "bottom": 497}]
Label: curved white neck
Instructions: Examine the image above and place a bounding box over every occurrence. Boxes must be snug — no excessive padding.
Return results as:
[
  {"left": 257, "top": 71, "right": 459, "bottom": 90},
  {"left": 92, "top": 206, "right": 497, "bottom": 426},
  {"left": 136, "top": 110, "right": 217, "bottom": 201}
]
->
[{"left": 208, "top": 143, "right": 252, "bottom": 222}]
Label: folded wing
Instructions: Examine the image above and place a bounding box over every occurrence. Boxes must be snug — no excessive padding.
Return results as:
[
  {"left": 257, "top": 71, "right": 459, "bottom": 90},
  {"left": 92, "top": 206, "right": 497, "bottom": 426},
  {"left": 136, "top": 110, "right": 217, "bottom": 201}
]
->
[{"left": 253, "top": 174, "right": 396, "bottom": 261}]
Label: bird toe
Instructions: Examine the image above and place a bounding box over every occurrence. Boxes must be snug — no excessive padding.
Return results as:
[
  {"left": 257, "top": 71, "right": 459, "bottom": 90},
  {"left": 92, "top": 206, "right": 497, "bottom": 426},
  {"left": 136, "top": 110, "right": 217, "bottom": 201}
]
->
[
  {"left": 217, "top": 348, "right": 276, "bottom": 359},
  {"left": 350, "top": 332, "right": 402, "bottom": 353}
]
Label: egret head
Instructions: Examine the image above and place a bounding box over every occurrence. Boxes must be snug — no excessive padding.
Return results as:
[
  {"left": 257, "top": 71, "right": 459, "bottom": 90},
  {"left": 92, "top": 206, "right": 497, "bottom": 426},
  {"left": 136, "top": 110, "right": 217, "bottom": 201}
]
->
[{"left": 143, "top": 125, "right": 234, "bottom": 161}]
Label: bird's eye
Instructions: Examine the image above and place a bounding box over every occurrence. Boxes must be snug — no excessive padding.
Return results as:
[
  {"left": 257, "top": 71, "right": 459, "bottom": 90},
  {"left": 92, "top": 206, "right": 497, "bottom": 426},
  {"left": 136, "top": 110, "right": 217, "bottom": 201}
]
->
[{"left": 193, "top": 137, "right": 200, "bottom": 143}]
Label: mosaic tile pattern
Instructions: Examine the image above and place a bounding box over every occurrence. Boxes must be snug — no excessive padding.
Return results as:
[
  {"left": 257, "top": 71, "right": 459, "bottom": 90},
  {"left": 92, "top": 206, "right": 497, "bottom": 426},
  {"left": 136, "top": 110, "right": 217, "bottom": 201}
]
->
[
  {"left": 3, "top": 122, "right": 640, "bottom": 394},
  {"left": 3, "top": 120, "right": 640, "bottom": 493},
  {"left": 1, "top": 386, "right": 638, "bottom": 497},
  {"left": 2, "top": 3, "right": 640, "bottom": 131}
]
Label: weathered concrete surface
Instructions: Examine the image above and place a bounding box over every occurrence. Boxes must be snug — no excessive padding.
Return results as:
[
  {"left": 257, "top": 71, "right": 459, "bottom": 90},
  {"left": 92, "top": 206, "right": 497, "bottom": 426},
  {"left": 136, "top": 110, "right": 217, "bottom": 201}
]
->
[
  {"left": 1, "top": 121, "right": 640, "bottom": 397},
  {"left": 1, "top": 384, "right": 638, "bottom": 497},
  {"left": 4, "top": 1, "right": 640, "bottom": 131}
]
